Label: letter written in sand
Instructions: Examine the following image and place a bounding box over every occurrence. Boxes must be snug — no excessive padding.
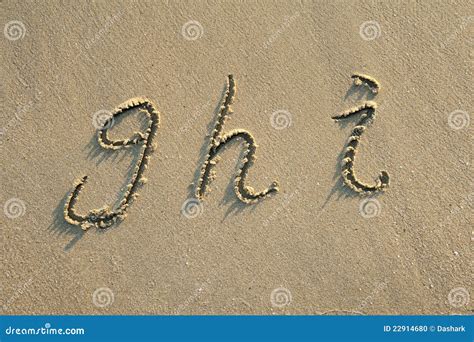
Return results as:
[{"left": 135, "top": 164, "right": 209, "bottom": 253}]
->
[
  {"left": 195, "top": 74, "right": 279, "bottom": 204},
  {"left": 332, "top": 74, "right": 389, "bottom": 195},
  {"left": 64, "top": 98, "right": 160, "bottom": 230}
]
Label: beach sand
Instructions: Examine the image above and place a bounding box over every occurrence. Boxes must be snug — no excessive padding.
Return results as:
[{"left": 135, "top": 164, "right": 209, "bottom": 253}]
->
[{"left": 1, "top": 0, "right": 472, "bottom": 314}]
